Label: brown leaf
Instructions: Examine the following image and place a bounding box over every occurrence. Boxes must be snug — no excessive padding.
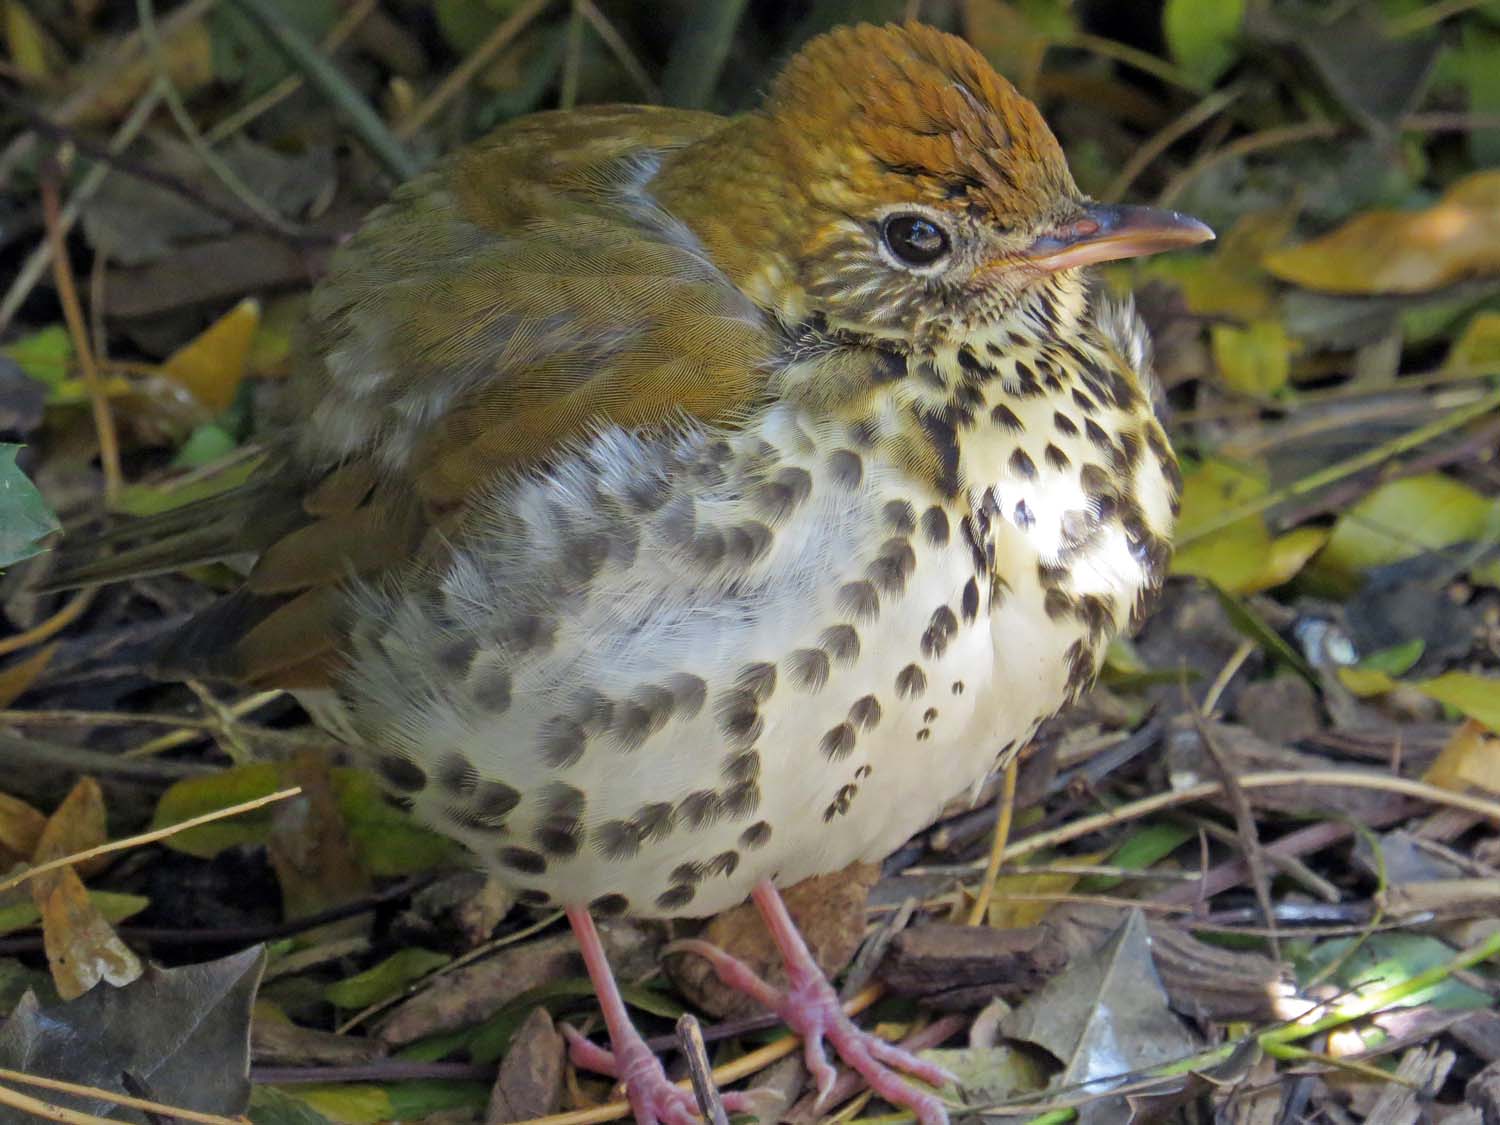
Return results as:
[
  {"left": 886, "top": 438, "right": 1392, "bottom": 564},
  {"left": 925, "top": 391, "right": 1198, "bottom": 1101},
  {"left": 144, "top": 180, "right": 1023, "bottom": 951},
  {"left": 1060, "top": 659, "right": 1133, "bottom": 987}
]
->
[
  {"left": 486, "top": 1006, "right": 564, "bottom": 1124},
  {"left": 1263, "top": 170, "right": 1500, "bottom": 294},
  {"left": 378, "top": 922, "right": 658, "bottom": 1046},
  {"left": 33, "top": 776, "right": 108, "bottom": 876},
  {"left": 34, "top": 865, "right": 142, "bottom": 999},
  {"left": 266, "top": 751, "right": 373, "bottom": 940},
  {"left": 665, "top": 863, "right": 878, "bottom": 1020},
  {"left": 0, "top": 790, "right": 46, "bottom": 865}
]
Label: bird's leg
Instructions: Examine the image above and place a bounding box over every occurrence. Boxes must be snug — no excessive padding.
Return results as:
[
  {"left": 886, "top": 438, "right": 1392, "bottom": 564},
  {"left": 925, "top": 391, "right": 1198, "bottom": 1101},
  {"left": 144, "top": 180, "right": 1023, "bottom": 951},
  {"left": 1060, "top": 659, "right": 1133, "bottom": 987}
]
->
[
  {"left": 668, "top": 879, "right": 956, "bottom": 1125},
  {"left": 563, "top": 906, "right": 762, "bottom": 1125}
]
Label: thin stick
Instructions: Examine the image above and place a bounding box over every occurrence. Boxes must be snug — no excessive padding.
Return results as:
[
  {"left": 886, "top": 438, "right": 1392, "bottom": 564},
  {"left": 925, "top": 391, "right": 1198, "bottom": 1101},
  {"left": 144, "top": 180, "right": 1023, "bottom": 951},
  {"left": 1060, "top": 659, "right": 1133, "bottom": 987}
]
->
[
  {"left": 0, "top": 591, "right": 94, "bottom": 658},
  {"left": 0, "top": 788, "right": 301, "bottom": 894},
  {"left": 1104, "top": 85, "right": 1243, "bottom": 203},
  {"left": 39, "top": 162, "right": 121, "bottom": 502},
  {"left": 396, "top": 0, "right": 551, "bottom": 138},
  {"left": 0, "top": 1068, "right": 241, "bottom": 1125},
  {"left": 987, "top": 771, "right": 1500, "bottom": 870},
  {"left": 966, "top": 755, "right": 1019, "bottom": 926},
  {"left": 1176, "top": 386, "right": 1500, "bottom": 547},
  {"left": 676, "top": 1015, "right": 728, "bottom": 1125}
]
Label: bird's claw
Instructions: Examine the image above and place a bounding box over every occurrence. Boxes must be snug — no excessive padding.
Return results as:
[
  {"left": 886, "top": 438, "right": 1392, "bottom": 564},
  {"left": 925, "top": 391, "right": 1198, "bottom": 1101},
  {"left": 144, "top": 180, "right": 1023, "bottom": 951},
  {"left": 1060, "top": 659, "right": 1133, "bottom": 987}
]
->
[
  {"left": 561, "top": 1021, "right": 767, "bottom": 1125},
  {"left": 668, "top": 938, "right": 955, "bottom": 1125}
]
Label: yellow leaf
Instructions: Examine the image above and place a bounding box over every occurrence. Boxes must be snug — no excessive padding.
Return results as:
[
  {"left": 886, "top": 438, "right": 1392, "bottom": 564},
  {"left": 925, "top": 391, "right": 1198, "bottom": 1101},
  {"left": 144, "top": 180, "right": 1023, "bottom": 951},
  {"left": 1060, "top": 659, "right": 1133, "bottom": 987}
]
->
[
  {"left": 0, "top": 791, "right": 45, "bottom": 863},
  {"left": 1319, "top": 473, "right": 1496, "bottom": 578},
  {"left": 1242, "top": 526, "right": 1328, "bottom": 593},
  {"left": 0, "top": 642, "right": 55, "bottom": 708},
  {"left": 4, "top": 1, "right": 56, "bottom": 79},
  {"left": 1211, "top": 320, "right": 1292, "bottom": 396},
  {"left": 1411, "top": 671, "right": 1500, "bottom": 735},
  {"left": 1446, "top": 311, "right": 1500, "bottom": 372},
  {"left": 1425, "top": 721, "right": 1500, "bottom": 794},
  {"left": 1172, "top": 458, "right": 1272, "bottom": 593},
  {"left": 34, "top": 865, "right": 142, "bottom": 999},
  {"left": 986, "top": 849, "right": 1105, "bottom": 929},
  {"left": 161, "top": 298, "right": 260, "bottom": 413},
  {"left": 74, "top": 17, "right": 215, "bottom": 126},
  {"left": 1338, "top": 666, "right": 1396, "bottom": 697},
  {"left": 280, "top": 1084, "right": 393, "bottom": 1125},
  {"left": 1263, "top": 169, "right": 1500, "bottom": 294}
]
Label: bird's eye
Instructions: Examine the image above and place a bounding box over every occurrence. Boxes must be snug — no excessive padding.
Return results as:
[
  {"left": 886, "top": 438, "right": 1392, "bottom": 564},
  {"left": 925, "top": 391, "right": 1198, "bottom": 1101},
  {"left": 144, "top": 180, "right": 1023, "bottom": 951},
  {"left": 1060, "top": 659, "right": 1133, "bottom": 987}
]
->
[{"left": 882, "top": 214, "right": 951, "bottom": 267}]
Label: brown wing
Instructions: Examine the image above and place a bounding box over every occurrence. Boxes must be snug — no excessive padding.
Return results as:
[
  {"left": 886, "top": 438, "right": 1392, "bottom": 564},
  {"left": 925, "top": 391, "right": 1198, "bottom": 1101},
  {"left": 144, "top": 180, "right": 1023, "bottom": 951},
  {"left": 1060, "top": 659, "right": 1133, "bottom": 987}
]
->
[{"left": 75, "top": 106, "right": 782, "bottom": 688}]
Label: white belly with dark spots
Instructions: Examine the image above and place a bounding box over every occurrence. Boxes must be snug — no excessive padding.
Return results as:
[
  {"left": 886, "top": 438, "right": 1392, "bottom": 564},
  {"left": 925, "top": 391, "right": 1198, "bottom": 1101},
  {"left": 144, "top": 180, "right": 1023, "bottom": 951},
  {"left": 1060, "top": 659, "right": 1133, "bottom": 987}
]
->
[{"left": 335, "top": 400, "right": 1155, "bottom": 918}]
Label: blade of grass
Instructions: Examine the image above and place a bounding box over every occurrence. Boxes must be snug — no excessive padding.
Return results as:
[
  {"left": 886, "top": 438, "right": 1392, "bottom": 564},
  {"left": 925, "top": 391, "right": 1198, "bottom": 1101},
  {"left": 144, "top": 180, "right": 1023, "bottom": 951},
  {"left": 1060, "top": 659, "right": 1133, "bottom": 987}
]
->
[{"left": 224, "top": 0, "right": 420, "bottom": 180}]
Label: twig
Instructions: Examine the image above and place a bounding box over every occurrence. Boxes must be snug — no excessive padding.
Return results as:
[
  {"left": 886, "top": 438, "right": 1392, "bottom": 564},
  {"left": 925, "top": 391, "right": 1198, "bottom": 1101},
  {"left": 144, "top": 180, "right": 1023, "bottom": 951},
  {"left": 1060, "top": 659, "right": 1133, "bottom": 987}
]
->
[
  {"left": 138, "top": 0, "right": 307, "bottom": 234},
  {"left": 396, "top": 0, "right": 552, "bottom": 139},
  {"left": 0, "top": 1069, "right": 241, "bottom": 1125},
  {"left": 1013, "top": 770, "right": 1500, "bottom": 869},
  {"left": 38, "top": 160, "right": 121, "bottom": 503},
  {"left": 0, "top": 86, "right": 162, "bottom": 337},
  {"left": 0, "top": 0, "right": 216, "bottom": 193},
  {"left": 1159, "top": 111, "right": 1500, "bottom": 206},
  {"left": 1176, "top": 386, "right": 1500, "bottom": 547},
  {"left": 677, "top": 1015, "right": 729, "bottom": 1125},
  {"left": 966, "top": 755, "right": 1019, "bottom": 926},
  {"left": 203, "top": 0, "right": 378, "bottom": 145},
  {"left": 124, "top": 689, "right": 285, "bottom": 758},
  {"left": 0, "top": 591, "right": 96, "bottom": 658},
  {"left": 225, "top": 0, "right": 420, "bottom": 180},
  {"left": 1104, "top": 84, "right": 1244, "bottom": 203},
  {"left": 1049, "top": 31, "right": 1207, "bottom": 94},
  {"left": 0, "top": 731, "right": 214, "bottom": 781},
  {"left": 0, "top": 787, "right": 301, "bottom": 894},
  {"left": 575, "top": 0, "right": 658, "bottom": 102}
]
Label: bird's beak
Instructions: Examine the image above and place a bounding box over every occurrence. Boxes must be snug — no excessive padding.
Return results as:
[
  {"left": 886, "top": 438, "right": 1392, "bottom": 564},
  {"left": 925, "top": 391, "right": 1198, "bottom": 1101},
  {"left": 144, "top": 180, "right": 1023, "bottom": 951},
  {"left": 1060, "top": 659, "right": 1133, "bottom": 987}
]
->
[{"left": 1021, "top": 203, "right": 1214, "bottom": 273}]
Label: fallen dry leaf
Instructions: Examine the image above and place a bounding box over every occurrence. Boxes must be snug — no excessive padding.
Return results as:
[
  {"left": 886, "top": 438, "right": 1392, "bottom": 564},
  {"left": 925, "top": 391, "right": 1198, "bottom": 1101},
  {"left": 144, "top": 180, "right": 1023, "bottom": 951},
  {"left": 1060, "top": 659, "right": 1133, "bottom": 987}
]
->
[{"left": 1263, "top": 170, "right": 1500, "bottom": 294}]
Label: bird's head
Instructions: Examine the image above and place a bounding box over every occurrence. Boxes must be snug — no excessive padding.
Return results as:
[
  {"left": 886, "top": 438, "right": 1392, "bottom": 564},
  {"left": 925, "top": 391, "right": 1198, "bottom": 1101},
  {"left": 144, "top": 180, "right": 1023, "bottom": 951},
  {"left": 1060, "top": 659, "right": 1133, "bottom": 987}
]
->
[{"left": 656, "top": 23, "right": 1211, "bottom": 344}]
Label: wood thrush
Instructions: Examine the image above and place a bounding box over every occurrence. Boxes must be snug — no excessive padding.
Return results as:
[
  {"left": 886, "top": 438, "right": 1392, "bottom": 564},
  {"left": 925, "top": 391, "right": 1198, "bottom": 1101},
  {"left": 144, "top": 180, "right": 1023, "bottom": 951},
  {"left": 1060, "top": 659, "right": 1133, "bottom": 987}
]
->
[{"left": 57, "top": 22, "right": 1212, "bottom": 1125}]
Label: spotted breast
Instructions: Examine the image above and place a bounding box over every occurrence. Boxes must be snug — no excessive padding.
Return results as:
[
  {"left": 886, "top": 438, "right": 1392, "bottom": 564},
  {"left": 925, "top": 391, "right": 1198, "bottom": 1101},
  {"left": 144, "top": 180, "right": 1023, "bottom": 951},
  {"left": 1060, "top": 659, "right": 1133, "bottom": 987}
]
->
[{"left": 338, "top": 277, "right": 1176, "bottom": 920}]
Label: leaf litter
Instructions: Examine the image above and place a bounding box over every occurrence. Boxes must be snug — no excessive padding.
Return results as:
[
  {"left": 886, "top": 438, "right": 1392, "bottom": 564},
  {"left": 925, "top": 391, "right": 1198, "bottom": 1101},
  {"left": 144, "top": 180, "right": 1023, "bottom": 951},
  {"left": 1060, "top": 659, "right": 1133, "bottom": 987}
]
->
[{"left": 2, "top": 0, "right": 1500, "bottom": 1122}]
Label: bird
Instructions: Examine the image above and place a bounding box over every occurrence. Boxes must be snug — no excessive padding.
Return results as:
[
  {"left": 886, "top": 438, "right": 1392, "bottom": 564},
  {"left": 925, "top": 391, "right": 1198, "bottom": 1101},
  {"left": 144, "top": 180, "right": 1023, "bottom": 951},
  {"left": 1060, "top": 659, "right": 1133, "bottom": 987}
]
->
[{"left": 50, "top": 21, "right": 1211, "bottom": 1125}]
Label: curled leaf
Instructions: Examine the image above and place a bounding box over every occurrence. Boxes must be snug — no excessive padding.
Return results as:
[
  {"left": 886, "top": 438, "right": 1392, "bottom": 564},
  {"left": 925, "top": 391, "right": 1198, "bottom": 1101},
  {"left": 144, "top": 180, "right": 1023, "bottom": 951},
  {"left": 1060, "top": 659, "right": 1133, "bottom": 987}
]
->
[{"left": 1264, "top": 170, "right": 1500, "bottom": 294}]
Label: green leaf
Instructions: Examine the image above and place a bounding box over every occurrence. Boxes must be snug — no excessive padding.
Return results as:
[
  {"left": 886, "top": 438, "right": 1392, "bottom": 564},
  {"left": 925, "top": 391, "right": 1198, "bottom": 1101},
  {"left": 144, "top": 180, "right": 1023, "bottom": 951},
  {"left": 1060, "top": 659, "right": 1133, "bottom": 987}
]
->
[
  {"left": 153, "top": 764, "right": 457, "bottom": 874},
  {"left": 1411, "top": 671, "right": 1500, "bottom": 733},
  {"left": 1078, "top": 823, "right": 1195, "bottom": 893},
  {"left": 1, "top": 325, "right": 72, "bottom": 390},
  {"left": 324, "top": 948, "right": 451, "bottom": 1009},
  {"left": 1211, "top": 320, "right": 1292, "bottom": 396},
  {"left": 1320, "top": 473, "right": 1496, "bottom": 577},
  {"left": 331, "top": 770, "right": 459, "bottom": 876},
  {"left": 1172, "top": 458, "right": 1272, "bottom": 593},
  {"left": 1355, "top": 638, "right": 1425, "bottom": 677},
  {"left": 0, "top": 891, "right": 150, "bottom": 937},
  {"left": 1163, "top": 0, "right": 1244, "bottom": 86},
  {"left": 250, "top": 1086, "right": 338, "bottom": 1125},
  {"left": 1297, "top": 932, "right": 1493, "bottom": 1010},
  {"left": 0, "top": 444, "right": 60, "bottom": 568},
  {"left": 172, "top": 423, "right": 240, "bottom": 468},
  {"left": 152, "top": 762, "right": 284, "bottom": 857}
]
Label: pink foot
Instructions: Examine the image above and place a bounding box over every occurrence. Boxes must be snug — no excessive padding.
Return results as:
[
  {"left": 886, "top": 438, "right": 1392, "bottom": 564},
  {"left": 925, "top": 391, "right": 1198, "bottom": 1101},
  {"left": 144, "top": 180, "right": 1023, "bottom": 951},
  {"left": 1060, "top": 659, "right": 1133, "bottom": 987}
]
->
[
  {"left": 668, "top": 882, "right": 956, "bottom": 1125},
  {"left": 564, "top": 905, "right": 769, "bottom": 1125},
  {"left": 560, "top": 1022, "right": 763, "bottom": 1125}
]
